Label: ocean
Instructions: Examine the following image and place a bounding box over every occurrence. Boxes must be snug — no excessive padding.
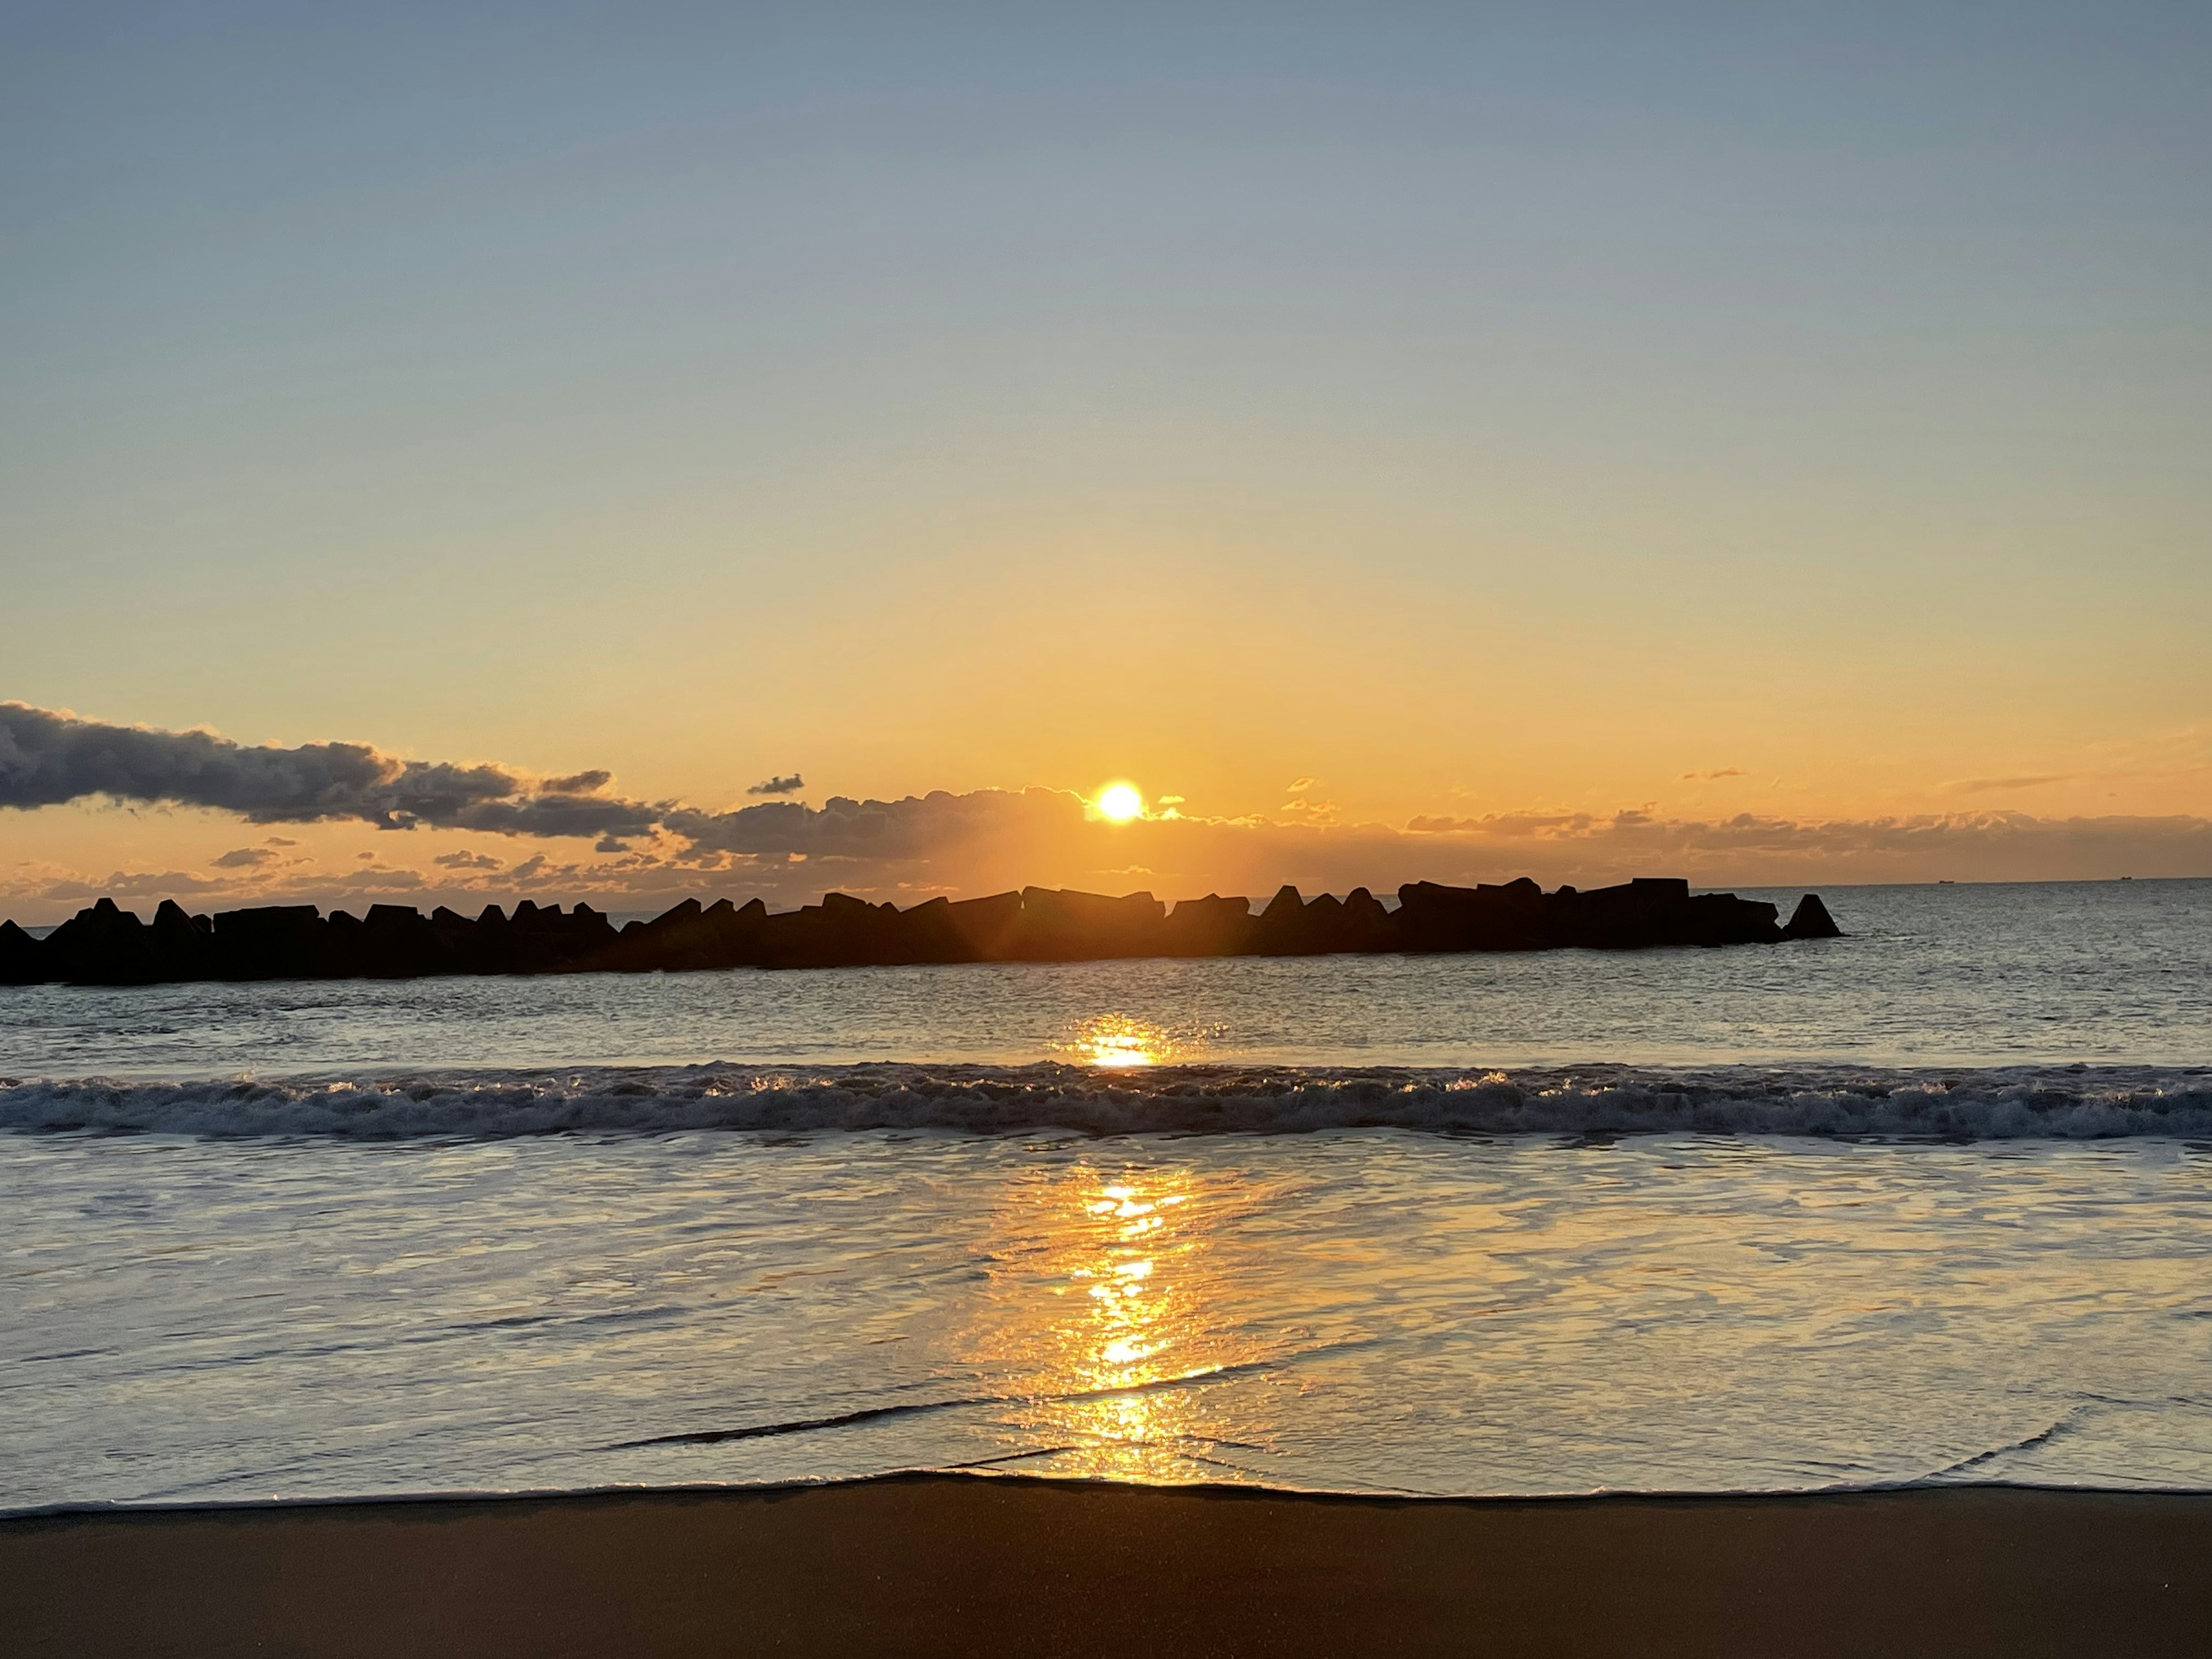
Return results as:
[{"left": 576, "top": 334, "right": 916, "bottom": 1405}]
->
[{"left": 3, "top": 880, "right": 2209, "bottom": 1513}]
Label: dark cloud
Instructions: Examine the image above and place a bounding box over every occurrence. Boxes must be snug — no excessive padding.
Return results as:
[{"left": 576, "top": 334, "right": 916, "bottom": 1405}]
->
[
  {"left": 211, "top": 847, "right": 278, "bottom": 869},
  {"left": 0, "top": 704, "right": 1069, "bottom": 875},
  {"left": 433, "top": 850, "right": 505, "bottom": 870},
  {"left": 0, "top": 703, "right": 660, "bottom": 839},
  {"left": 662, "top": 789, "right": 1073, "bottom": 864},
  {"left": 748, "top": 774, "right": 805, "bottom": 796},
  {"left": 541, "top": 770, "right": 613, "bottom": 794}
]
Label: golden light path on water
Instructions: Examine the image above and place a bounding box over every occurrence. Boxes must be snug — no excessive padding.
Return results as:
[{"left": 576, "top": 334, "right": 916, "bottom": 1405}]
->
[
  {"left": 962, "top": 1160, "right": 1285, "bottom": 1483},
  {"left": 1055, "top": 1012, "right": 1179, "bottom": 1069},
  {"left": 942, "top": 1012, "right": 1245, "bottom": 1476},
  {"left": 12, "top": 1088, "right": 2212, "bottom": 1506},
  {"left": 953, "top": 1011, "right": 1270, "bottom": 1475}
]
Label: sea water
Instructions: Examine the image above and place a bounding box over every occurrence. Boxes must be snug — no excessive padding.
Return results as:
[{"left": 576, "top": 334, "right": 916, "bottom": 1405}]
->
[{"left": 2, "top": 880, "right": 2208, "bottom": 1510}]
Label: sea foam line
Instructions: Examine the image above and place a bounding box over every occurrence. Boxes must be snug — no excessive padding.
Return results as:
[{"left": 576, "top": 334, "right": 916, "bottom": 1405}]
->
[{"left": 2, "top": 1062, "right": 2209, "bottom": 1140}]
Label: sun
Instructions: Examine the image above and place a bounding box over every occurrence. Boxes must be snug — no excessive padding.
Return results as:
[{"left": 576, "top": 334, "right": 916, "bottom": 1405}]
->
[{"left": 1094, "top": 782, "right": 1145, "bottom": 823}]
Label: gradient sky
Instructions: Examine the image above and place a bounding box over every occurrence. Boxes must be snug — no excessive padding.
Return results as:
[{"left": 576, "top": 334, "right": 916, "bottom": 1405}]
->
[{"left": 3, "top": 3, "right": 2209, "bottom": 916}]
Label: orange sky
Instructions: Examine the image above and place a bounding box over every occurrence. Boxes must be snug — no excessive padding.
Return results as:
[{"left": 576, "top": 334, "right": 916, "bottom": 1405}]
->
[
  {"left": 2, "top": 697, "right": 2206, "bottom": 926},
  {"left": 5, "top": 7, "right": 2209, "bottom": 921}
]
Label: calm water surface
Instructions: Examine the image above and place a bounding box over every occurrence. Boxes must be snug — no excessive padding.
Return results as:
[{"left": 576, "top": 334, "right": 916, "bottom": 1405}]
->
[
  {"left": 2, "top": 881, "right": 2207, "bottom": 1077},
  {"left": 3, "top": 881, "right": 2209, "bottom": 1510}
]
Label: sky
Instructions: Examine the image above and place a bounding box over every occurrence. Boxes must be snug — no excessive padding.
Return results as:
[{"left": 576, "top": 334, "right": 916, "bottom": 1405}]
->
[{"left": 3, "top": 2, "right": 2209, "bottom": 921}]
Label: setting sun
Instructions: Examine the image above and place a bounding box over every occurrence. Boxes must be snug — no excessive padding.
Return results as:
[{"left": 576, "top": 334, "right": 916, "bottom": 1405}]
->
[{"left": 1094, "top": 783, "right": 1145, "bottom": 823}]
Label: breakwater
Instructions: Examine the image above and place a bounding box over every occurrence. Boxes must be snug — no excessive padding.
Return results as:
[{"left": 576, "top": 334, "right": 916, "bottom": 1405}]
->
[{"left": 0, "top": 877, "right": 1839, "bottom": 986}]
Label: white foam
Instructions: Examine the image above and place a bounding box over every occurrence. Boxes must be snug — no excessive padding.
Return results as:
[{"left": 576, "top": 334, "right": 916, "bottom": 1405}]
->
[{"left": 2, "top": 1062, "right": 2209, "bottom": 1141}]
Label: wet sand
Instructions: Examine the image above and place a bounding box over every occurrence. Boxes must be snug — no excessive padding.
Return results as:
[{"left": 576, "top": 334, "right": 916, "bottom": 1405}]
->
[{"left": 4, "top": 1475, "right": 2207, "bottom": 1657}]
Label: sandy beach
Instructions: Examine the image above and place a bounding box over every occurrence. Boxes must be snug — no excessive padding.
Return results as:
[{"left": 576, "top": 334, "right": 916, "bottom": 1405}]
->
[{"left": 5, "top": 1474, "right": 2207, "bottom": 1657}]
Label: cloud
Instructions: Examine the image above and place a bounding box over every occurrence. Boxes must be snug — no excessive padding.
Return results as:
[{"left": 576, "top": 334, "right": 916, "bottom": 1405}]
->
[
  {"left": 35, "top": 870, "right": 234, "bottom": 902},
  {"left": 434, "top": 850, "right": 504, "bottom": 870},
  {"left": 1945, "top": 774, "right": 2071, "bottom": 794},
  {"left": 662, "top": 790, "right": 1069, "bottom": 864},
  {"left": 9, "top": 797, "right": 2208, "bottom": 927},
  {"left": 211, "top": 847, "right": 278, "bottom": 869},
  {"left": 540, "top": 770, "right": 613, "bottom": 795},
  {"left": 3, "top": 701, "right": 2209, "bottom": 925},
  {"left": 1679, "top": 768, "right": 1745, "bottom": 781},
  {"left": 1287, "top": 777, "right": 1318, "bottom": 793},
  {"left": 0, "top": 703, "right": 660, "bottom": 839},
  {"left": 748, "top": 774, "right": 805, "bottom": 796},
  {"left": 501, "top": 793, "right": 2212, "bottom": 898},
  {"left": 1389, "top": 806, "right": 2211, "bottom": 885}
]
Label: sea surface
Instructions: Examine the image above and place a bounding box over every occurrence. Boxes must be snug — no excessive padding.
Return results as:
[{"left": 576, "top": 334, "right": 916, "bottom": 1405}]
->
[{"left": 3, "top": 880, "right": 2209, "bottom": 1512}]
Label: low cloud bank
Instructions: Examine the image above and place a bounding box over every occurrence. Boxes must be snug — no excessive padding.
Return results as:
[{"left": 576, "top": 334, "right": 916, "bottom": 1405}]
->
[
  {"left": 0, "top": 703, "right": 658, "bottom": 840},
  {"left": 663, "top": 794, "right": 2212, "bottom": 896},
  {"left": 2, "top": 704, "right": 2207, "bottom": 921}
]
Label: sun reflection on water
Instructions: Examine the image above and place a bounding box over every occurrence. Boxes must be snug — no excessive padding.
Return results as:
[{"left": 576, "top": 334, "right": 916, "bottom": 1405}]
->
[
  {"left": 965, "top": 1166, "right": 1271, "bottom": 1483},
  {"left": 1056, "top": 1014, "right": 1177, "bottom": 1069}
]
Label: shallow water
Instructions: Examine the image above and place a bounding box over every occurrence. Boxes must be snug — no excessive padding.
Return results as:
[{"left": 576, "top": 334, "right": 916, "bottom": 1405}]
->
[
  {"left": 5, "top": 1130, "right": 2209, "bottom": 1510},
  {"left": 3, "top": 880, "right": 2209, "bottom": 1511}
]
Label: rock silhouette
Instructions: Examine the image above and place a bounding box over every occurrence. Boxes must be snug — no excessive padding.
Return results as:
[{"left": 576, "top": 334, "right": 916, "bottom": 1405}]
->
[
  {"left": 0, "top": 878, "right": 1839, "bottom": 987},
  {"left": 1782, "top": 893, "right": 1843, "bottom": 940}
]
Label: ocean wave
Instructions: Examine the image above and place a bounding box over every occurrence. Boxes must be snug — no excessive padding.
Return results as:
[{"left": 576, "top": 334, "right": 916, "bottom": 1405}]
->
[{"left": 2, "top": 1062, "right": 2210, "bottom": 1141}]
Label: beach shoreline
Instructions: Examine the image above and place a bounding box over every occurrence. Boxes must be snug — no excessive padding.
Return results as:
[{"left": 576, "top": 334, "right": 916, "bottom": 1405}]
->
[{"left": 5, "top": 1474, "right": 2207, "bottom": 1657}]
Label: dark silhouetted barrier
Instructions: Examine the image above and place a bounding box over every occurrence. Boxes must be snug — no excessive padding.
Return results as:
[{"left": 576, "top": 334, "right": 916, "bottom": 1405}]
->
[{"left": 0, "top": 880, "right": 1842, "bottom": 987}]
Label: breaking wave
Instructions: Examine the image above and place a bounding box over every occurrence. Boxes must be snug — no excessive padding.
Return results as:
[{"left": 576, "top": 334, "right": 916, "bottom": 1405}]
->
[{"left": 3, "top": 1062, "right": 2210, "bottom": 1141}]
